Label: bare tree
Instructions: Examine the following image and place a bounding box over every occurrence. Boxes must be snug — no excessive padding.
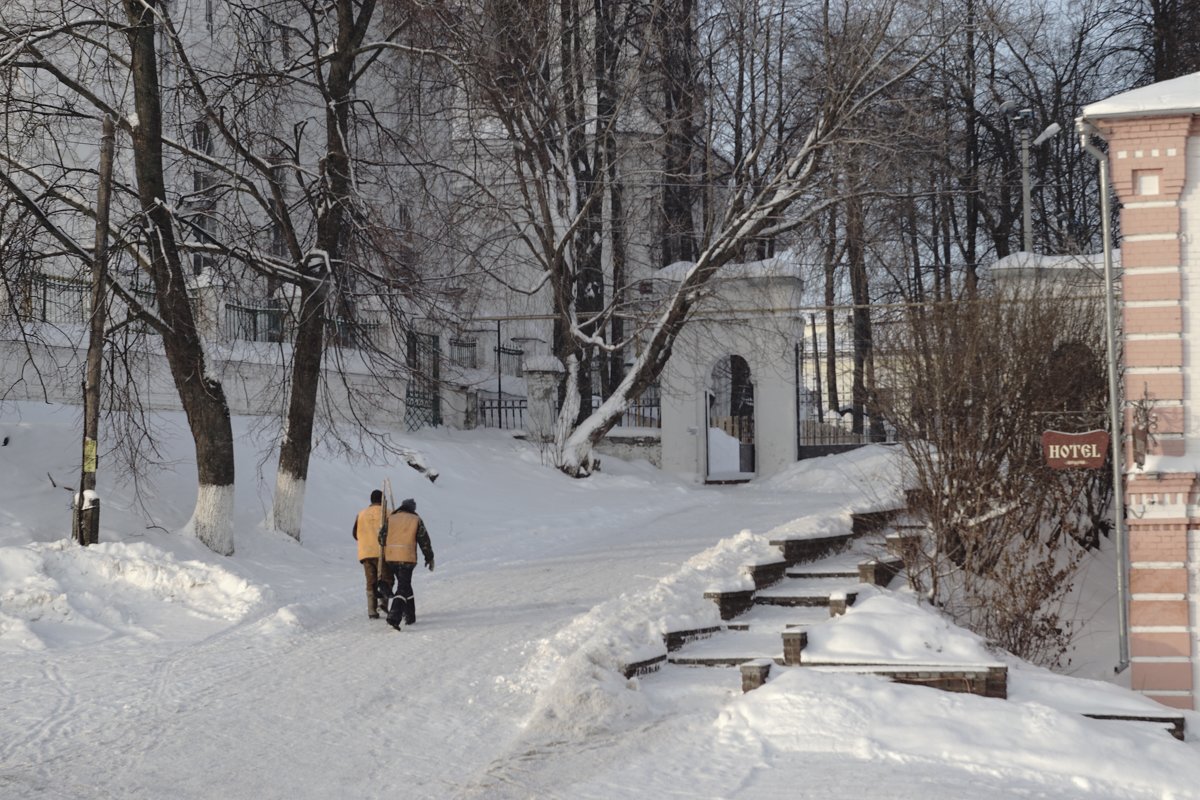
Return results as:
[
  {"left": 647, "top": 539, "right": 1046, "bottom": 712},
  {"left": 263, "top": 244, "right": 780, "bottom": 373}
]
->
[
  {"left": 1106, "top": 0, "right": 1200, "bottom": 85},
  {"left": 450, "top": 0, "right": 951, "bottom": 475},
  {"left": 146, "top": 0, "right": 460, "bottom": 539},
  {"left": 878, "top": 283, "right": 1111, "bottom": 665},
  {"left": 0, "top": 0, "right": 239, "bottom": 554}
]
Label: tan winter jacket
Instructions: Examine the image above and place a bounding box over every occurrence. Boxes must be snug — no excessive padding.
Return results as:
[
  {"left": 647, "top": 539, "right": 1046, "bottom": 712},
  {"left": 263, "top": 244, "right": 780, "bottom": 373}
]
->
[
  {"left": 353, "top": 505, "right": 384, "bottom": 562},
  {"left": 384, "top": 511, "right": 420, "bottom": 563}
]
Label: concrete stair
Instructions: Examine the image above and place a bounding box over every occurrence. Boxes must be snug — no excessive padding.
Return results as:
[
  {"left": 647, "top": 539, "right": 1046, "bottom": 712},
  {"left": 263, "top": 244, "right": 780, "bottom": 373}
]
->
[
  {"left": 623, "top": 501, "right": 1188, "bottom": 743},
  {"left": 636, "top": 505, "right": 1019, "bottom": 703}
]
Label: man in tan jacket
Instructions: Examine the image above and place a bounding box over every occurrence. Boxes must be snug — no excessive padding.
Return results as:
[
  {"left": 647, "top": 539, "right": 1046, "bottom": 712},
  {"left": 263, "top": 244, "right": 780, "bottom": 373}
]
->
[
  {"left": 352, "top": 490, "right": 386, "bottom": 619},
  {"left": 382, "top": 497, "right": 435, "bottom": 630}
]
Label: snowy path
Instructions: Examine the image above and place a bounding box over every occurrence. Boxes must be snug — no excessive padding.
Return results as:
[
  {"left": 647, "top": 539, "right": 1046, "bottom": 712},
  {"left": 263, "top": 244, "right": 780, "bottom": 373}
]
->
[
  {"left": 4, "top": 412, "right": 1197, "bottom": 800},
  {"left": 0, "top": 486, "right": 816, "bottom": 799}
]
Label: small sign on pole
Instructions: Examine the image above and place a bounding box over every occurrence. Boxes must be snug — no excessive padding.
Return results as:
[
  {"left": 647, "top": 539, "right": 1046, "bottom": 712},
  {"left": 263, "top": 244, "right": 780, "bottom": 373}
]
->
[{"left": 1042, "top": 429, "right": 1109, "bottom": 470}]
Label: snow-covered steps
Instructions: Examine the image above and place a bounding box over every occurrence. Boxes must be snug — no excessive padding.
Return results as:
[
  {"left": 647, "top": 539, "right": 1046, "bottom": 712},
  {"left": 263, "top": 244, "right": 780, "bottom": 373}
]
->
[
  {"left": 769, "top": 508, "right": 904, "bottom": 567},
  {"left": 769, "top": 531, "right": 859, "bottom": 566},
  {"left": 1082, "top": 713, "right": 1186, "bottom": 742},
  {"left": 737, "top": 659, "right": 1009, "bottom": 699},
  {"left": 668, "top": 629, "right": 784, "bottom": 667},
  {"left": 663, "top": 606, "right": 830, "bottom": 667},
  {"left": 724, "top": 603, "right": 832, "bottom": 632},
  {"left": 752, "top": 576, "right": 861, "bottom": 609},
  {"left": 742, "top": 559, "right": 789, "bottom": 590},
  {"left": 704, "top": 576, "right": 862, "bottom": 620},
  {"left": 784, "top": 548, "right": 863, "bottom": 579}
]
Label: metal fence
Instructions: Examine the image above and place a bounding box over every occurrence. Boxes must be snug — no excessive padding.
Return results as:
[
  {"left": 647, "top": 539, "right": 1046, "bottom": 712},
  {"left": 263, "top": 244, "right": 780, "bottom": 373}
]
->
[
  {"left": 477, "top": 382, "right": 661, "bottom": 432},
  {"left": 226, "top": 301, "right": 285, "bottom": 343},
  {"left": 496, "top": 344, "right": 523, "bottom": 376},
  {"left": 450, "top": 338, "right": 477, "bottom": 369},
  {"left": 405, "top": 331, "right": 442, "bottom": 430},
  {"left": 795, "top": 341, "right": 896, "bottom": 457},
  {"left": 329, "top": 316, "right": 382, "bottom": 350},
  {"left": 616, "top": 383, "right": 661, "bottom": 428},
  {"left": 479, "top": 396, "right": 526, "bottom": 429},
  {"left": 22, "top": 274, "right": 89, "bottom": 325}
]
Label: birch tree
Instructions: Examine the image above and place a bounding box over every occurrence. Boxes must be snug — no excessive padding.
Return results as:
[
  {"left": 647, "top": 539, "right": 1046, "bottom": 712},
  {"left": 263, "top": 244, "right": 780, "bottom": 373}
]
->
[{"left": 453, "top": 0, "right": 952, "bottom": 476}]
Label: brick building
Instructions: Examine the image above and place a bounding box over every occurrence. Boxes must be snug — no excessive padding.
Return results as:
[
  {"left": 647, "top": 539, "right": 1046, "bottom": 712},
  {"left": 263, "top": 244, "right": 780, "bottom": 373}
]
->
[{"left": 1080, "top": 71, "right": 1200, "bottom": 710}]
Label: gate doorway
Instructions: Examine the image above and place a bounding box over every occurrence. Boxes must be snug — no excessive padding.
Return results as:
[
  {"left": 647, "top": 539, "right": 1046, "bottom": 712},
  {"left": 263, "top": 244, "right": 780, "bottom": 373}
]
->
[
  {"left": 404, "top": 331, "right": 442, "bottom": 430},
  {"left": 706, "top": 355, "right": 755, "bottom": 482}
]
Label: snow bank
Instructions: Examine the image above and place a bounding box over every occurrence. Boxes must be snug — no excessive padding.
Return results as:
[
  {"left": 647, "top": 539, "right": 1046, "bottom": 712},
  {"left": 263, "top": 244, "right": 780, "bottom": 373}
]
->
[
  {"left": 0, "top": 539, "right": 267, "bottom": 651},
  {"left": 805, "top": 592, "right": 998, "bottom": 665},
  {"left": 515, "top": 529, "right": 780, "bottom": 738},
  {"left": 728, "top": 667, "right": 1200, "bottom": 796}
]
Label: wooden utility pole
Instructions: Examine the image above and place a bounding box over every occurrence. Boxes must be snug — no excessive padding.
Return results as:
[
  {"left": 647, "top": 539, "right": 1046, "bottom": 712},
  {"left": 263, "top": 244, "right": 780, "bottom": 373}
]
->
[{"left": 75, "top": 115, "right": 115, "bottom": 546}]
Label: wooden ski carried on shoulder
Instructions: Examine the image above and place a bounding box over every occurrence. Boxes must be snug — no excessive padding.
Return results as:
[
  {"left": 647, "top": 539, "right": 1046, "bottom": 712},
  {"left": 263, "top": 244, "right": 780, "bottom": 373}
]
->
[{"left": 375, "top": 478, "right": 395, "bottom": 601}]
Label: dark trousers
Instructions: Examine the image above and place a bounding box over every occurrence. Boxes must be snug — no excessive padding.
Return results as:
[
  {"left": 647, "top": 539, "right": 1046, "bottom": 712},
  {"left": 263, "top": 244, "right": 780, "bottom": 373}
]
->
[{"left": 385, "top": 562, "right": 416, "bottom": 625}]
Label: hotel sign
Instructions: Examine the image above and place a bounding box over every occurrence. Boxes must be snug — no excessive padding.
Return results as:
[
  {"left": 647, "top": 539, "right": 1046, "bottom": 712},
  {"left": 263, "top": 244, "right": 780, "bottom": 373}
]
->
[{"left": 1042, "top": 429, "right": 1109, "bottom": 470}]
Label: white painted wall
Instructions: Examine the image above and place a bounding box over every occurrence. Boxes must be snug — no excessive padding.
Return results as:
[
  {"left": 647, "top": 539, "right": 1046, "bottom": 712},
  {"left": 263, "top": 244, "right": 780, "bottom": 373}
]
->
[
  {"left": 660, "top": 270, "right": 803, "bottom": 481},
  {"left": 0, "top": 336, "right": 416, "bottom": 427}
]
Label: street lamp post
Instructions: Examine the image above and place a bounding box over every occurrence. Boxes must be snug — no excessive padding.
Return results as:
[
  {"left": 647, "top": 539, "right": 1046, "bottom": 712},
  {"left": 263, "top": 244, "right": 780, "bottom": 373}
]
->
[
  {"left": 1001, "top": 101, "right": 1036, "bottom": 252},
  {"left": 1001, "top": 102, "right": 1060, "bottom": 254},
  {"left": 1020, "top": 117, "right": 1033, "bottom": 252}
]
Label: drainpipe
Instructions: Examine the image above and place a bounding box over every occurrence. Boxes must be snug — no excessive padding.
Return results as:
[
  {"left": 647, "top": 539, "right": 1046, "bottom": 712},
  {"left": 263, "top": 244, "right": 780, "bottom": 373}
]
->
[{"left": 1077, "top": 117, "right": 1130, "bottom": 674}]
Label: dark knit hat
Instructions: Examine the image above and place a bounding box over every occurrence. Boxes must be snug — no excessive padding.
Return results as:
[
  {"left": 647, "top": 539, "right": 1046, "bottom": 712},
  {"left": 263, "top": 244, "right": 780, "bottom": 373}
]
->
[{"left": 399, "top": 498, "right": 416, "bottom": 513}]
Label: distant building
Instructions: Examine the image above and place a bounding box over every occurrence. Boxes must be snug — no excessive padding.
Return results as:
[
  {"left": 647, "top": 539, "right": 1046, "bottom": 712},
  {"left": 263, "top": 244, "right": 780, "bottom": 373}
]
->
[
  {"left": 987, "top": 250, "right": 1114, "bottom": 292},
  {"left": 1080, "top": 70, "right": 1200, "bottom": 711}
]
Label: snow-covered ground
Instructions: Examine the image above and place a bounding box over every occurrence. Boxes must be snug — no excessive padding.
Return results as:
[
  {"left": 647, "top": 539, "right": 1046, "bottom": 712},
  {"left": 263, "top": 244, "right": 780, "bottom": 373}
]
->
[{"left": 1, "top": 401, "right": 1197, "bottom": 799}]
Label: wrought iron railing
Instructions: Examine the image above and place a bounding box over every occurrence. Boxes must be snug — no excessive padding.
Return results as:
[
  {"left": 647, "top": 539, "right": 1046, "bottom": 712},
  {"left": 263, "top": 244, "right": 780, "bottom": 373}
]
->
[
  {"left": 496, "top": 344, "right": 523, "bottom": 376},
  {"left": 21, "top": 274, "right": 89, "bottom": 325},
  {"left": 450, "top": 338, "right": 477, "bottom": 369},
  {"left": 616, "top": 383, "right": 661, "bottom": 428},
  {"left": 479, "top": 396, "right": 526, "bottom": 430},
  {"left": 226, "top": 301, "right": 286, "bottom": 343}
]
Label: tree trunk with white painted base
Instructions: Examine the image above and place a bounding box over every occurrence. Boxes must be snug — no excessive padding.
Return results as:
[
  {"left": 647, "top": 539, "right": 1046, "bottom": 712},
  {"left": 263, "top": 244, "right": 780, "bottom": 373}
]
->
[{"left": 125, "top": 0, "right": 236, "bottom": 554}]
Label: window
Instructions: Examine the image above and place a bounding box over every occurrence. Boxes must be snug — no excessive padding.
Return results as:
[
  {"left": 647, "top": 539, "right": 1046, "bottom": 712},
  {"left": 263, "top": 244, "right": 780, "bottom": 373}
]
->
[
  {"left": 191, "top": 213, "right": 219, "bottom": 276},
  {"left": 190, "top": 121, "right": 217, "bottom": 208},
  {"left": 449, "top": 337, "right": 478, "bottom": 369},
  {"left": 1134, "top": 169, "right": 1161, "bottom": 196},
  {"left": 192, "top": 120, "right": 213, "bottom": 156}
]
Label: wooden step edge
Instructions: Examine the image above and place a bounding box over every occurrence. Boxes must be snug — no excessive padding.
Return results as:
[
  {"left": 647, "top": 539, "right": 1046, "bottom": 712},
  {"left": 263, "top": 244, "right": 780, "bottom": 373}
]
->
[
  {"left": 802, "top": 661, "right": 1007, "bottom": 699},
  {"left": 1083, "top": 713, "right": 1186, "bottom": 741},
  {"left": 785, "top": 569, "right": 860, "bottom": 579},
  {"left": 668, "top": 654, "right": 778, "bottom": 668},
  {"left": 767, "top": 531, "right": 855, "bottom": 548},
  {"left": 664, "top": 625, "right": 723, "bottom": 652},
  {"left": 703, "top": 588, "right": 756, "bottom": 621},
  {"left": 742, "top": 560, "right": 789, "bottom": 590},
  {"left": 754, "top": 589, "right": 859, "bottom": 608},
  {"left": 851, "top": 507, "right": 907, "bottom": 535},
  {"left": 620, "top": 654, "right": 666, "bottom": 679},
  {"left": 725, "top": 620, "right": 814, "bottom": 632}
]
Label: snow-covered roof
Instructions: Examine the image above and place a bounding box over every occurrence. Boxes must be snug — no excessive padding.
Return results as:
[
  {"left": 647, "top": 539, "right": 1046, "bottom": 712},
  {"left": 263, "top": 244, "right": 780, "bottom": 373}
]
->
[
  {"left": 657, "top": 250, "right": 804, "bottom": 283},
  {"left": 989, "top": 250, "right": 1118, "bottom": 274},
  {"left": 986, "top": 250, "right": 1117, "bottom": 289},
  {"left": 1081, "top": 71, "right": 1200, "bottom": 119},
  {"left": 522, "top": 355, "right": 564, "bottom": 373}
]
